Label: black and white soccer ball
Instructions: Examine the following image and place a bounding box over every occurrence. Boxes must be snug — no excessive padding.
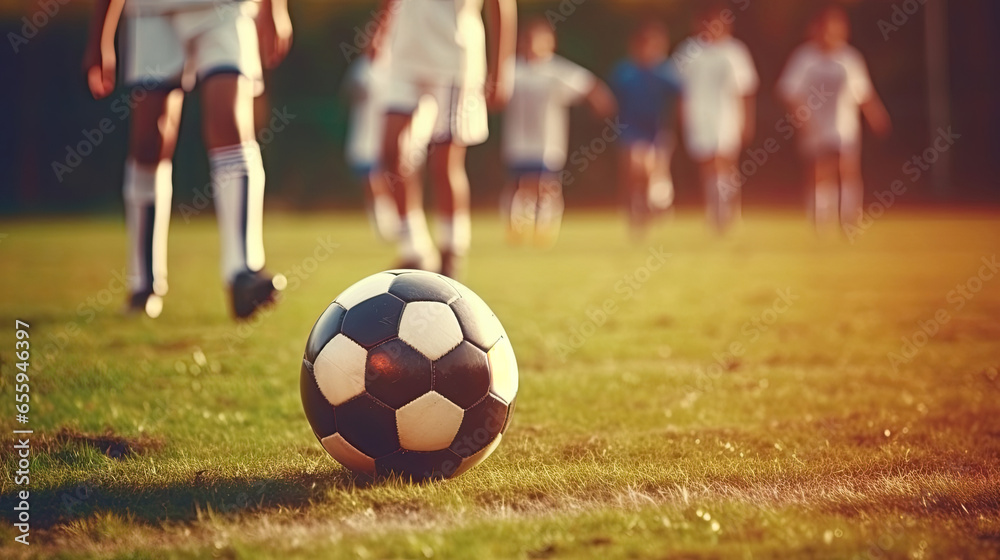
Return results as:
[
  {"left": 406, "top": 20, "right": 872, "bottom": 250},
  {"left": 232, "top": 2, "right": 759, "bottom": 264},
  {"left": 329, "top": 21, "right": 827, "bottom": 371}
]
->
[{"left": 301, "top": 270, "right": 517, "bottom": 480}]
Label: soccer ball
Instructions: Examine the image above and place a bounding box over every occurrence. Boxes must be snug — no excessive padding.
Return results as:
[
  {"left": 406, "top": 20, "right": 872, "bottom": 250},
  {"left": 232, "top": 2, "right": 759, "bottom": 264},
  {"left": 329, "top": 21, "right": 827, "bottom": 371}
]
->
[{"left": 300, "top": 270, "right": 517, "bottom": 480}]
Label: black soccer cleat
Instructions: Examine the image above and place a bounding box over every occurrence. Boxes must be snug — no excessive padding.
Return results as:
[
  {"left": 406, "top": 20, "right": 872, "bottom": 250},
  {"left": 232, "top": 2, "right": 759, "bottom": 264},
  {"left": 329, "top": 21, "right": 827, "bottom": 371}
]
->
[
  {"left": 230, "top": 270, "right": 287, "bottom": 320},
  {"left": 123, "top": 291, "right": 163, "bottom": 319}
]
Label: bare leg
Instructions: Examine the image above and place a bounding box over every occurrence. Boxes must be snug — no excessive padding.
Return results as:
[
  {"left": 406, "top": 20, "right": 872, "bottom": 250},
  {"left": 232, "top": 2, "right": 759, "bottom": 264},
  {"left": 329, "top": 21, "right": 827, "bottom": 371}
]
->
[
  {"left": 535, "top": 173, "right": 565, "bottom": 248},
  {"left": 427, "top": 142, "right": 470, "bottom": 278},
  {"left": 621, "top": 147, "right": 653, "bottom": 239},
  {"left": 699, "top": 159, "right": 721, "bottom": 233},
  {"left": 124, "top": 87, "right": 183, "bottom": 314},
  {"left": 200, "top": 74, "right": 268, "bottom": 282},
  {"left": 365, "top": 170, "right": 402, "bottom": 243},
  {"left": 715, "top": 156, "right": 741, "bottom": 232},
  {"left": 811, "top": 153, "right": 841, "bottom": 237},
  {"left": 382, "top": 112, "right": 436, "bottom": 269},
  {"left": 648, "top": 142, "right": 676, "bottom": 212},
  {"left": 839, "top": 151, "right": 864, "bottom": 230},
  {"left": 507, "top": 174, "right": 539, "bottom": 244}
]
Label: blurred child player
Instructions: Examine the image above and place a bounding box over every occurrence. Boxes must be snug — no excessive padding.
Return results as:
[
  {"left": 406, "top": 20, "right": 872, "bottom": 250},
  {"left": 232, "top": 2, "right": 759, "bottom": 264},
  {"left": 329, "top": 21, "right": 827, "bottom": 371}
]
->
[
  {"left": 84, "top": 0, "right": 293, "bottom": 319},
  {"left": 344, "top": 53, "right": 435, "bottom": 243},
  {"left": 609, "top": 21, "right": 683, "bottom": 238},
  {"left": 502, "top": 18, "right": 616, "bottom": 246},
  {"left": 373, "top": 0, "right": 516, "bottom": 279},
  {"left": 777, "top": 6, "right": 891, "bottom": 236},
  {"left": 677, "top": 4, "right": 758, "bottom": 233},
  {"left": 344, "top": 53, "right": 400, "bottom": 242}
]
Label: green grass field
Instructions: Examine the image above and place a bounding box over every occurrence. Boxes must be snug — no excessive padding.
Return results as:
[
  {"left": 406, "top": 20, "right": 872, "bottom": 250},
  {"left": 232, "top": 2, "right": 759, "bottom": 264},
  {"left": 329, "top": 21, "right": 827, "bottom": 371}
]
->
[{"left": 1, "top": 210, "right": 999, "bottom": 559}]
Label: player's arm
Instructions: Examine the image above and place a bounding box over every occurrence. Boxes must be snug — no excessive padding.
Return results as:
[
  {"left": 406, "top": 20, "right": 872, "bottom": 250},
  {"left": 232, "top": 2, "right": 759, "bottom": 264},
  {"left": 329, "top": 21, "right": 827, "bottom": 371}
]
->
[
  {"left": 861, "top": 95, "right": 892, "bottom": 139},
  {"left": 83, "top": 0, "right": 125, "bottom": 99},
  {"left": 369, "top": 0, "right": 396, "bottom": 59},
  {"left": 484, "top": 0, "right": 517, "bottom": 110},
  {"left": 742, "top": 94, "right": 756, "bottom": 146},
  {"left": 855, "top": 56, "right": 892, "bottom": 139},
  {"left": 258, "top": 0, "right": 293, "bottom": 69},
  {"left": 737, "top": 45, "right": 759, "bottom": 146},
  {"left": 584, "top": 80, "right": 617, "bottom": 120}
]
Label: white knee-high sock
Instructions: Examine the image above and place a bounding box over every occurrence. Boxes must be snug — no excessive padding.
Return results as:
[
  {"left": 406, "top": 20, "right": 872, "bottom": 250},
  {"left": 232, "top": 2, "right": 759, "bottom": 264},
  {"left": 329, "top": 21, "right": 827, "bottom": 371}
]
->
[
  {"left": 210, "top": 142, "right": 266, "bottom": 283},
  {"left": 124, "top": 159, "right": 172, "bottom": 296},
  {"left": 436, "top": 210, "right": 471, "bottom": 257},
  {"left": 370, "top": 189, "right": 402, "bottom": 243},
  {"left": 398, "top": 207, "right": 436, "bottom": 266}
]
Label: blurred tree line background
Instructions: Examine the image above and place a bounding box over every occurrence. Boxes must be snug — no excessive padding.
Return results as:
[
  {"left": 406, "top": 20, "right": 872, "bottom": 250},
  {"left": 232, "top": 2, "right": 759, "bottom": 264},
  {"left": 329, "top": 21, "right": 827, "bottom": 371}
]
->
[{"left": 1, "top": 0, "right": 997, "bottom": 214}]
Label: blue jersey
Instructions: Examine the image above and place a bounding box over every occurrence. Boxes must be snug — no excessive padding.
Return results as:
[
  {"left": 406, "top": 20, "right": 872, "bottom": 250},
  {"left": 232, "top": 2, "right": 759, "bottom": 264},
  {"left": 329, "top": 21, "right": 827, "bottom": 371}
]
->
[{"left": 609, "top": 59, "right": 683, "bottom": 144}]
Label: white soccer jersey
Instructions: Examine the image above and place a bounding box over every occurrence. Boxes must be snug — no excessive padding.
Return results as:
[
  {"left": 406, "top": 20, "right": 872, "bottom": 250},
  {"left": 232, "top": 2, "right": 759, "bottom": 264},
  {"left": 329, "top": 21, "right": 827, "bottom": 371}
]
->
[
  {"left": 777, "top": 43, "right": 875, "bottom": 155},
  {"left": 677, "top": 37, "right": 758, "bottom": 160},
  {"left": 503, "top": 56, "right": 596, "bottom": 170},
  {"left": 384, "top": 0, "right": 488, "bottom": 87},
  {"left": 125, "top": 0, "right": 254, "bottom": 15}
]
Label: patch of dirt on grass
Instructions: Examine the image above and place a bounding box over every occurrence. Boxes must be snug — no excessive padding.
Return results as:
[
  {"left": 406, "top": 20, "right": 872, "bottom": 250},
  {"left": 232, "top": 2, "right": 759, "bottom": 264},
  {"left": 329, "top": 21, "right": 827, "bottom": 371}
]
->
[{"left": 33, "top": 428, "right": 164, "bottom": 459}]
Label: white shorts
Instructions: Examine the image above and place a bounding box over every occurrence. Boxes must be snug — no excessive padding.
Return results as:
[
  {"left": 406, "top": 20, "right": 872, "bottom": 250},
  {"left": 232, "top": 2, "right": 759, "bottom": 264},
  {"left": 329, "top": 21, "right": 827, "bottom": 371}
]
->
[
  {"left": 382, "top": 77, "right": 489, "bottom": 148},
  {"left": 348, "top": 95, "right": 438, "bottom": 175},
  {"left": 123, "top": 3, "right": 263, "bottom": 96},
  {"left": 684, "top": 126, "right": 742, "bottom": 162},
  {"left": 800, "top": 131, "right": 861, "bottom": 159}
]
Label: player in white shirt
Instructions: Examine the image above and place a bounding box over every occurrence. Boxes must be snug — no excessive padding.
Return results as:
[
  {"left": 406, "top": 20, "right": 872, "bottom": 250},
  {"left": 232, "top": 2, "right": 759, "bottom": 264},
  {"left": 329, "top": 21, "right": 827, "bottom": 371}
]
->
[
  {"left": 676, "top": 4, "right": 758, "bottom": 234},
  {"left": 372, "top": 0, "right": 516, "bottom": 279},
  {"left": 502, "top": 18, "right": 616, "bottom": 247},
  {"left": 344, "top": 53, "right": 435, "bottom": 244},
  {"left": 777, "top": 6, "right": 891, "bottom": 236},
  {"left": 84, "top": 0, "right": 292, "bottom": 319}
]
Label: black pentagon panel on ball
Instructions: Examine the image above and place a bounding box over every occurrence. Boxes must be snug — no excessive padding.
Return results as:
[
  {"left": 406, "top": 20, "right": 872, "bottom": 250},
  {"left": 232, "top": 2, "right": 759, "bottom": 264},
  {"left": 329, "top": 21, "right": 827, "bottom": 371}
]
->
[
  {"left": 449, "top": 393, "right": 508, "bottom": 458},
  {"left": 366, "top": 339, "right": 434, "bottom": 409},
  {"left": 304, "top": 302, "right": 348, "bottom": 364},
  {"left": 335, "top": 393, "right": 400, "bottom": 458},
  {"left": 300, "top": 363, "right": 337, "bottom": 439},
  {"left": 375, "top": 448, "right": 462, "bottom": 481},
  {"left": 341, "top": 293, "right": 406, "bottom": 349},
  {"left": 388, "top": 271, "right": 461, "bottom": 304},
  {"left": 450, "top": 297, "right": 504, "bottom": 351},
  {"left": 433, "top": 341, "right": 491, "bottom": 409}
]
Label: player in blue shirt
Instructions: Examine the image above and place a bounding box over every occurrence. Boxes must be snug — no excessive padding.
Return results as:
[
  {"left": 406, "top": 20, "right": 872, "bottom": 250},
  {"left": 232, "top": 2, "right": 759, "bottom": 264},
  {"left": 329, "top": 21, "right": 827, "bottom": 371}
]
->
[{"left": 610, "top": 21, "right": 683, "bottom": 238}]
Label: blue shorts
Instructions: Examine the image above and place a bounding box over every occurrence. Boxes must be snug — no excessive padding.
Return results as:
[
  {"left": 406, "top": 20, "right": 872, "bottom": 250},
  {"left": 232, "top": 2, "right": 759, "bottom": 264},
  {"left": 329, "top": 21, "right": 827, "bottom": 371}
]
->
[
  {"left": 507, "top": 162, "right": 561, "bottom": 180},
  {"left": 350, "top": 162, "right": 376, "bottom": 180},
  {"left": 619, "top": 123, "right": 670, "bottom": 147}
]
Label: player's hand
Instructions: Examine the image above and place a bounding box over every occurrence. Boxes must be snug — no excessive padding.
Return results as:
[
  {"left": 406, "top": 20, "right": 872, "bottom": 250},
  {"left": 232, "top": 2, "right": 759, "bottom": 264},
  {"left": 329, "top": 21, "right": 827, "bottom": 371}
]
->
[
  {"left": 869, "top": 110, "right": 893, "bottom": 139},
  {"left": 258, "top": 2, "right": 293, "bottom": 69},
  {"left": 485, "top": 70, "right": 512, "bottom": 112},
  {"left": 860, "top": 99, "right": 892, "bottom": 140},
  {"left": 83, "top": 40, "right": 117, "bottom": 100}
]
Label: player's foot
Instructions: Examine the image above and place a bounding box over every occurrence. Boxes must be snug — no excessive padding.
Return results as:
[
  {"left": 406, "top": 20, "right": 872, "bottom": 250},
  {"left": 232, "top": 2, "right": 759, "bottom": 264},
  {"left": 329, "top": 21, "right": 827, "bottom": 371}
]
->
[
  {"left": 628, "top": 195, "right": 652, "bottom": 242},
  {"left": 439, "top": 250, "right": 466, "bottom": 281},
  {"left": 123, "top": 291, "right": 164, "bottom": 319},
  {"left": 394, "top": 251, "right": 440, "bottom": 274},
  {"left": 506, "top": 220, "right": 532, "bottom": 246},
  {"left": 230, "top": 270, "right": 287, "bottom": 320}
]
